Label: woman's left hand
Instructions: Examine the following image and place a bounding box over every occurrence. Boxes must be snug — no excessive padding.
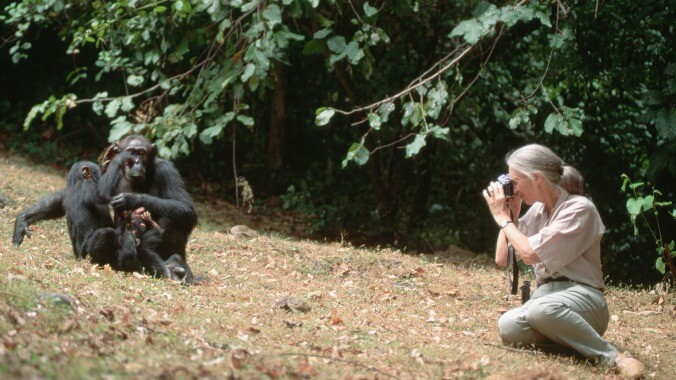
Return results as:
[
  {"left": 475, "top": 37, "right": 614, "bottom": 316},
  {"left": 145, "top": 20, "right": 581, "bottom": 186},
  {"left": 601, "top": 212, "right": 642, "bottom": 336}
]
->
[{"left": 483, "top": 181, "right": 512, "bottom": 225}]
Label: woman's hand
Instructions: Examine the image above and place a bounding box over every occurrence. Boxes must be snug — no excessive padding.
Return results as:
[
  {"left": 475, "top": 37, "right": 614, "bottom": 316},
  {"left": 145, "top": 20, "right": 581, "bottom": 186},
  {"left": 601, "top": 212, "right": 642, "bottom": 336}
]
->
[{"left": 483, "top": 181, "right": 519, "bottom": 225}]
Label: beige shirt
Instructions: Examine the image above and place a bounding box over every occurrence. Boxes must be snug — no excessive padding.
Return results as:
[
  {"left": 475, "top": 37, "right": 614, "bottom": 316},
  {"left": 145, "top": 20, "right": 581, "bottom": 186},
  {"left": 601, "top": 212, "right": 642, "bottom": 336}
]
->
[{"left": 518, "top": 189, "right": 606, "bottom": 290}]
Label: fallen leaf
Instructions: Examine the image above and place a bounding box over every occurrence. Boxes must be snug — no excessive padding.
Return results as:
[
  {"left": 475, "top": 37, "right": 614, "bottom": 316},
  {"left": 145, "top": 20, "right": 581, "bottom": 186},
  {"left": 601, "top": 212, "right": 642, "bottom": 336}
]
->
[
  {"left": 274, "top": 296, "right": 311, "bottom": 312},
  {"left": 294, "top": 358, "right": 318, "bottom": 377},
  {"left": 7, "top": 310, "right": 25, "bottom": 326},
  {"left": 651, "top": 295, "right": 664, "bottom": 305},
  {"left": 230, "top": 348, "right": 249, "bottom": 369},
  {"left": 283, "top": 320, "right": 303, "bottom": 328}
]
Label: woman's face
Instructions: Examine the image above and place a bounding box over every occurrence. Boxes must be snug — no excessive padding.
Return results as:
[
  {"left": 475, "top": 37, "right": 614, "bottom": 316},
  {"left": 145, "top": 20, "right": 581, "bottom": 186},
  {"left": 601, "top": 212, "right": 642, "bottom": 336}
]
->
[{"left": 508, "top": 167, "right": 537, "bottom": 205}]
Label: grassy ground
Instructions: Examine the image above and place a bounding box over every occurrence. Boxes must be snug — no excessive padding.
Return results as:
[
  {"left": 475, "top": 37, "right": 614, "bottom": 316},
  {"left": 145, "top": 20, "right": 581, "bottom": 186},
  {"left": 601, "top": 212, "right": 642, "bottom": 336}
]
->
[{"left": 0, "top": 152, "right": 674, "bottom": 379}]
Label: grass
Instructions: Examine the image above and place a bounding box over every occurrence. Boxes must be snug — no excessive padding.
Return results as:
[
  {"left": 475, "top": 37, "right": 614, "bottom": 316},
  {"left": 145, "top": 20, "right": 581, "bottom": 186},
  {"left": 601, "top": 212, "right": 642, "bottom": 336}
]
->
[{"left": 0, "top": 152, "right": 674, "bottom": 379}]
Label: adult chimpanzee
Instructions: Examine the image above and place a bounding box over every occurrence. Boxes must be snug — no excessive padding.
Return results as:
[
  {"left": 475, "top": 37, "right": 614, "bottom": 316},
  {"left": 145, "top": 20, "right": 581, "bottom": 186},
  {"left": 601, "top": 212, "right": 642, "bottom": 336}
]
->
[
  {"left": 13, "top": 161, "right": 128, "bottom": 268},
  {"left": 97, "top": 134, "right": 198, "bottom": 284}
]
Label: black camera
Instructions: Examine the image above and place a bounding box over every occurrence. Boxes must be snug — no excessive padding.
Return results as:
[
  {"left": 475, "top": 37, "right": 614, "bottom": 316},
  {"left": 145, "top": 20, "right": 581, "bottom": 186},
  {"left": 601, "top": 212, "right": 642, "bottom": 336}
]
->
[{"left": 497, "top": 174, "right": 514, "bottom": 197}]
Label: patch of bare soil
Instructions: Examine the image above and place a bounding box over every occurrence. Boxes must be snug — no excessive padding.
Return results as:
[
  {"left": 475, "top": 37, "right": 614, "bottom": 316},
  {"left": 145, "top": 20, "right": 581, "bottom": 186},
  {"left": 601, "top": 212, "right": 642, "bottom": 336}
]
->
[{"left": 0, "top": 152, "right": 674, "bottom": 379}]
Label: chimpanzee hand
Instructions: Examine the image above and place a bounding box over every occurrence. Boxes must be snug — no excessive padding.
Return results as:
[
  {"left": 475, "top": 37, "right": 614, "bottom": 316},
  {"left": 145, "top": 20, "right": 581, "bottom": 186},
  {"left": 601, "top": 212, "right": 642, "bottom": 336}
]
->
[
  {"left": 99, "top": 142, "right": 120, "bottom": 174},
  {"left": 110, "top": 193, "right": 141, "bottom": 211},
  {"left": 165, "top": 254, "right": 188, "bottom": 281},
  {"left": 147, "top": 261, "right": 172, "bottom": 279},
  {"left": 12, "top": 215, "right": 31, "bottom": 246}
]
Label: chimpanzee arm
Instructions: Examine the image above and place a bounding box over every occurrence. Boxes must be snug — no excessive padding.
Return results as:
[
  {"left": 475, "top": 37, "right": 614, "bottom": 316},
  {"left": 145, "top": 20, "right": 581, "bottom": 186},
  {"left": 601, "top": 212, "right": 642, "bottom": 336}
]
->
[
  {"left": 110, "top": 159, "right": 197, "bottom": 229},
  {"left": 97, "top": 151, "right": 135, "bottom": 202},
  {"left": 13, "top": 192, "right": 65, "bottom": 245}
]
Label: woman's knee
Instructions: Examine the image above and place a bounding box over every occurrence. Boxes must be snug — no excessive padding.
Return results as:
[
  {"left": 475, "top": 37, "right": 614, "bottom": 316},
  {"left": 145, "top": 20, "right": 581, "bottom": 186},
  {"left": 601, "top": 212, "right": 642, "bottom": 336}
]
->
[
  {"left": 498, "top": 312, "right": 529, "bottom": 345},
  {"left": 526, "top": 298, "right": 562, "bottom": 328}
]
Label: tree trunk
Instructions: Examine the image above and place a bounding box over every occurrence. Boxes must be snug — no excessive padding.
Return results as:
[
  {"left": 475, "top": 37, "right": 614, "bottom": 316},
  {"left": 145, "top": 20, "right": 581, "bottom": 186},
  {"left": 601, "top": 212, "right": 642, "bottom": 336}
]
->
[
  {"left": 407, "top": 139, "right": 436, "bottom": 232},
  {"left": 266, "top": 63, "right": 286, "bottom": 170}
]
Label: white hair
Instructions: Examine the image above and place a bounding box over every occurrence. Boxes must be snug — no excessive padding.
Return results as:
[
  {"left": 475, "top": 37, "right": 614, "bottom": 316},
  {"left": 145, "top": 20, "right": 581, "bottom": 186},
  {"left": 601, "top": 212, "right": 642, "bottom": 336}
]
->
[{"left": 506, "top": 144, "right": 584, "bottom": 194}]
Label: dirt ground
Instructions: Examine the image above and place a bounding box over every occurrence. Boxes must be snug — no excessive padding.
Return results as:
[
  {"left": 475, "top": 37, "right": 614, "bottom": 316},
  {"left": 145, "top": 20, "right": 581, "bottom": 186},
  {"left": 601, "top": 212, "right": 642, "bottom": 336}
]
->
[{"left": 0, "top": 152, "right": 674, "bottom": 379}]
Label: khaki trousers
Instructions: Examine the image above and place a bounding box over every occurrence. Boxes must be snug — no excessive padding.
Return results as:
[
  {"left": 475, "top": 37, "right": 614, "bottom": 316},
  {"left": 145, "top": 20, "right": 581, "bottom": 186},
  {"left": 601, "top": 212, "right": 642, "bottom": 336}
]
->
[{"left": 497, "top": 281, "right": 617, "bottom": 363}]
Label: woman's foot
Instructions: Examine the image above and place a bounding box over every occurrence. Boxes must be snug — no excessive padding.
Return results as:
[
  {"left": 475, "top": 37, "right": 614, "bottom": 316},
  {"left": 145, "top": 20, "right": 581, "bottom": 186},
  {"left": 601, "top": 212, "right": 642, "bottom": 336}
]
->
[{"left": 615, "top": 351, "right": 644, "bottom": 379}]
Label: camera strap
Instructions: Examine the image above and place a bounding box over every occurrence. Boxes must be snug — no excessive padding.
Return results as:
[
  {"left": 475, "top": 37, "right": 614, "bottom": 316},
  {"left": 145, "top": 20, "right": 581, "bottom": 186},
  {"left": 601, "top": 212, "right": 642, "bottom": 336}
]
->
[
  {"left": 504, "top": 204, "right": 530, "bottom": 303},
  {"left": 507, "top": 245, "right": 519, "bottom": 295}
]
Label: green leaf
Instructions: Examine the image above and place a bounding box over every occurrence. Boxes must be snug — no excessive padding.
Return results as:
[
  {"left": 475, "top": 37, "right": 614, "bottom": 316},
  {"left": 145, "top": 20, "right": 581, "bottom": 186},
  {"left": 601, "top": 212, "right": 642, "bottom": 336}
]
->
[
  {"left": 327, "top": 35, "right": 346, "bottom": 53},
  {"left": 127, "top": 75, "right": 144, "bottom": 87},
  {"left": 199, "top": 126, "right": 222, "bottom": 145},
  {"left": 344, "top": 41, "right": 364, "bottom": 64},
  {"left": 405, "top": 134, "right": 427, "bottom": 158},
  {"left": 626, "top": 198, "right": 643, "bottom": 218},
  {"left": 401, "top": 102, "right": 415, "bottom": 126},
  {"left": 184, "top": 123, "right": 198, "bottom": 138},
  {"left": 342, "top": 142, "right": 370, "bottom": 168},
  {"left": 313, "top": 28, "right": 332, "bottom": 39},
  {"left": 643, "top": 195, "right": 655, "bottom": 212},
  {"left": 368, "top": 113, "right": 381, "bottom": 130},
  {"left": 120, "top": 96, "right": 135, "bottom": 112},
  {"left": 629, "top": 182, "right": 644, "bottom": 190},
  {"left": 654, "top": 109, "right": 676, "bottom": 140},
  {"left": 109, "top": 116, "right": 133, "bottom": 141},
  {"left": 315, "top": 108, "right": 335, "bottom": 126},
  {"left": 237, "top": 114, "right": 255, "bottom": 127},
  {"left": 500, "top": 6, "right": 534, "bottom": 27},
  {"left": 449, "top": 19, "right": 484, "bottom": 45},
  {"left": 363, "top": 2, "right": 378, "bottom": 17},
  {"left": 378, "top": 102, "right": 395, "bottom": 123},
  {"left": 544, "top": 112, "right": 564, "bottom": 134},
  {"left": 429, "top": 125, "right": 450, "bottom": 141},
  {"left": 509, "top": 108, "right": 532, "bottom": 130},
  {"left": 567, "top": 117, "right": 583, "bottom": 136},
  {"left": 242, "top": 63, "right": 256, "bottom": 82},
  {"left": 263, "top": 4, "right": 282, "bottom": 27},
  {"left": 655, "top": 256, "right": 666, "bottom": 274},
  {"left": 105, "top": 99, "right": 121, "bottom": 118},
  {"left": 302, "top": 39, "right": 325, "bottom": 55}
]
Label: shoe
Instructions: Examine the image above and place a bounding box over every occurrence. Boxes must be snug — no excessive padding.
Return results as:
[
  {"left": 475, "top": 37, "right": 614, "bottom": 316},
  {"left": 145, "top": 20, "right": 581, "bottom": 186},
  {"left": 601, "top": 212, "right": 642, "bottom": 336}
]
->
[{"left": 616, "top": 356, "right": 644, "bottom": 379}]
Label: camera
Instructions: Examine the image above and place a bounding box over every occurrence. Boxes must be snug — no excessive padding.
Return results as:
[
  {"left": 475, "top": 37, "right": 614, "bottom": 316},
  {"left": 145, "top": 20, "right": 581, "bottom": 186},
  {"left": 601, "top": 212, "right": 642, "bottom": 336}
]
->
[{"left": 497, "top": 174, "right": 514, "bottom": 197}]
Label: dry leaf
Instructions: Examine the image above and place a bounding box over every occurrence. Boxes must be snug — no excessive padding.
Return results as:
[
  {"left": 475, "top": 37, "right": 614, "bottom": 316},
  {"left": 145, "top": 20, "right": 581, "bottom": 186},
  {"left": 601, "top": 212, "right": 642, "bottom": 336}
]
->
[
  {"left": 274, "top": 295, "right": 311, "bottom": 312},
  {"left": 651, "top": 295, "right": 664, "bottom": 305},
  {"left": 284, "top": 320, "right": 303, "bottom": 328},
  {"left": 230, "top": 348, "right": 249, "bottom": 369},
  {"left": 294, "top": 358, "right": 318, "bottom": 377}
]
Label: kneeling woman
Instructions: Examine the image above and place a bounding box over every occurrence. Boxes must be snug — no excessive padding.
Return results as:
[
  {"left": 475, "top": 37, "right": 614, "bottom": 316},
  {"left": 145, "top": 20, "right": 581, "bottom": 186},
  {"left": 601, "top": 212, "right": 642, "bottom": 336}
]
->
[{"left": 483, "top": 144, "right": 643, "bottom": 379}]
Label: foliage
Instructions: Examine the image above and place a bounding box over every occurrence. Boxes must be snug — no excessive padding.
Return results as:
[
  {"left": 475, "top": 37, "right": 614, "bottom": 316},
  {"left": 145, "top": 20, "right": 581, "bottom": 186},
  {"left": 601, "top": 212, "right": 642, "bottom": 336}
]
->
[{"left": 621, "top": 174, "right": 676, "bottom": 279}]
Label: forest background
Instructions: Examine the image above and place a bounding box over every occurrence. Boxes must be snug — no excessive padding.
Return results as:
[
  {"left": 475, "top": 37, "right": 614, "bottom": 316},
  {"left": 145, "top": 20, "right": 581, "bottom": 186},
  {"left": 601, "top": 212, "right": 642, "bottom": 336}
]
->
[{"left": 0, "top": 0, "right": 673, "bottom": 287}]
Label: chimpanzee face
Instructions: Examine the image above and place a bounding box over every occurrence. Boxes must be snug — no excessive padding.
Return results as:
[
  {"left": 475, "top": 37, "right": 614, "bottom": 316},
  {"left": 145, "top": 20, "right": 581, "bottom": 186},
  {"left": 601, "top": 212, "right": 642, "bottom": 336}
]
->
[
  {"left": 120, "top": 137, "right": 155, "bottom": 183},
  {"left": 123, "top": 152, "right": 146, "bottom": 182}
]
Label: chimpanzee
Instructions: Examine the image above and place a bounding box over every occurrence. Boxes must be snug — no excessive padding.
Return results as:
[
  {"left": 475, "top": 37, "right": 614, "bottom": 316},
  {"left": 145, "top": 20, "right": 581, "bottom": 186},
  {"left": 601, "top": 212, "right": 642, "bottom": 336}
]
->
[
  {"left": 128, "top": 207, "right": 188, "bottom": 281},
  {"left": 62, "top": 161, "right": 119, "bottom": 264},
  {"left": 13, "top": 161, "right": 126, "bottom": 268},
  {"left": 98, "top": 134, "right": 198, "bottom": 284}
]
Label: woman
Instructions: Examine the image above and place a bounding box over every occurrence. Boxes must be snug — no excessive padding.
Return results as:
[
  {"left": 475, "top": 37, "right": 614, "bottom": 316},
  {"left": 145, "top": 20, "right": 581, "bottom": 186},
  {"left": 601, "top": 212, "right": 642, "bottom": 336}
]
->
[{"left": 483, "top": 144, "right": 643, "bottom": 379}]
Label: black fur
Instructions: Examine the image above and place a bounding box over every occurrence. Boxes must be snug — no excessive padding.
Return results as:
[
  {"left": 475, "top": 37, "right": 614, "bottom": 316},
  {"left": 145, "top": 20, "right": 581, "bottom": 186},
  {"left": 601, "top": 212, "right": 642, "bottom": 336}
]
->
[
  {"left": 98, "top": 135, "right": 197, "bottom": 284},
  {"left": 13, "top": 192, "right": 65, "bottom": 246},
  {"left": 13, "top": 161, "right": 133, "bottom": 269},
  {"left": 62, "top": 161, "right": 118, "bottom": 262}
]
